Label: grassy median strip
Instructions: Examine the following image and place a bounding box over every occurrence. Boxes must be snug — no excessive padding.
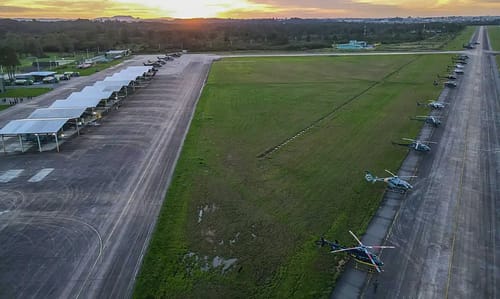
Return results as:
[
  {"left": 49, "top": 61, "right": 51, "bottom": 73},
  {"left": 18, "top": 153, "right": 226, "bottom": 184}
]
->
[
  {"left": 134, "top": 54, "right": 451, "bottom": 298},
  {"left": 488, "top": 26, "right": 500, "bottom": 70},
  {"left": 442, "top": 26, "right": 477, "bottom": 50},
  {"left": 0, "top": 88, "right": 52, "bottom": 99}
]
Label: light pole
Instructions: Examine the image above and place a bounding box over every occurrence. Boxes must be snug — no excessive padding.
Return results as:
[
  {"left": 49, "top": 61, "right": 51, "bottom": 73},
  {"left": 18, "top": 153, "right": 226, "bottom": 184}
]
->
[{"left": 35, "top": 58, "right": 40, "bottom": 71}]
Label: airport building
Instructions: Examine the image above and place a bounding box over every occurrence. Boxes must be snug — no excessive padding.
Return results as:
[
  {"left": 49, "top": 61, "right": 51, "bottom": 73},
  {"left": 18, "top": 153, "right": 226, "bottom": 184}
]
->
[{"left": 335, "top": 40, "right": 374, "bottom": 50}]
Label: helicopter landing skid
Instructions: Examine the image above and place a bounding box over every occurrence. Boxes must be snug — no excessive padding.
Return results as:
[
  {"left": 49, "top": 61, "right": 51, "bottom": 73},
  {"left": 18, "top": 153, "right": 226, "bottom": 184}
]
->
[{"left": 352, "top": 259, "right": 378, "bottom": 274}]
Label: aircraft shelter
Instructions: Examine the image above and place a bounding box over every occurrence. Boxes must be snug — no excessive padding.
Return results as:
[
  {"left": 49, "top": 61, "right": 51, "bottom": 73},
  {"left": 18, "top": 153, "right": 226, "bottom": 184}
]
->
[{"left": 0, "top": 66, "right": 156, "bottom": 153}]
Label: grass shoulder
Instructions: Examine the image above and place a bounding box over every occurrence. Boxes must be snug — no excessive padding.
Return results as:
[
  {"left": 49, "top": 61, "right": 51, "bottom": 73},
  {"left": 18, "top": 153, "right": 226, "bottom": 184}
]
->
[
  {"left": 0, "top": 88, "right": 52, "bottom": 98},
  {"left": 442, "top": 26, "right": 477, "bottom": 50},
  {"left": 487, "top": 26, "right": 500, "bottom": 70}
]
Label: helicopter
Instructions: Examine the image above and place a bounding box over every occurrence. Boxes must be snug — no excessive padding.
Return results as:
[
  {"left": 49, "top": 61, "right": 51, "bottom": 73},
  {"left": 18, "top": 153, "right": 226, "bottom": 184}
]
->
[
  {"left": 316, "top": 231, "right": 395, "bottom": 273},
  {"left": 437, "top": 73, "right": 457, "bottom": 80},
  {"left": 452, "top": 58, "right": 467, "bottom": 64},
  {"left": 444, "top": 81, "right": 457, "bottom": 88},
  {"left": 365, "top": 169, "right": 415, "bottom": 192},
  {"left": 411, "top": 115, "right": 441, "bottom": 127},
  {"left": 417, "top": 101, "right": 446, "bottom": 110},
  {"left": 392, "top": 138, "right": 437, "bottom": 152},
  {"left": 463, "top": 43, "right": 475, "bottom": 49}
]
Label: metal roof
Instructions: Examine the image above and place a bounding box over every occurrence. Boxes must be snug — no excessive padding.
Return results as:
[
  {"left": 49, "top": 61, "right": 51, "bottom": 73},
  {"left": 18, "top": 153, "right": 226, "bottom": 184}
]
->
[
  {"left": 93, "top": 80, "right": 130, "bottom": 92},
  {"left": 50, "top": 97, "right": 102, "bottom": 109},
  {"left": 106, "top": 50, "right": 128, "bottom": 54},
  {"left": 28, "top": 107, "right": 87, "bottom": 119},
  {"left": 30, "top": 71, "right": 57, "bottom": 77},
  {"left": 73, "top": 87, "right": 115, "bottom": 99},
  {"left": 0, "top": 118, "right": 68, "bottom": 135}
]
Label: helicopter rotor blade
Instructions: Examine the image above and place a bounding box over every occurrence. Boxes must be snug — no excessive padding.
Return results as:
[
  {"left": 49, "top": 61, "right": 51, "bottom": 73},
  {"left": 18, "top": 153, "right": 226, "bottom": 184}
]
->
[
  {"left": 349, "top": 230, "right": 364, "bottom": 246},
  {"left": 402, "top": 138, "right": 415, "bottom": 142},
  {"left": 384, "top": 169, "right": 397, "bottom": 177},
  {"left": 365, "top": 249, "right": 382, "bottom": 273},
  {"left": 398, "top": 175, "right": 417, "bottom": 179},
  {"left": 330, "top": 247, "right": 360, "bottom": 254},
  {"left": 364, "top": 245, "right": 396, "bottom": 249}
]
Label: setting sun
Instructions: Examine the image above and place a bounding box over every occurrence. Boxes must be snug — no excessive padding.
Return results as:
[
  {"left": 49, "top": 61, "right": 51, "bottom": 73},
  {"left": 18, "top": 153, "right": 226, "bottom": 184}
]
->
[{"left": 115, "top": 0, "right": 273, "bottom": 18}]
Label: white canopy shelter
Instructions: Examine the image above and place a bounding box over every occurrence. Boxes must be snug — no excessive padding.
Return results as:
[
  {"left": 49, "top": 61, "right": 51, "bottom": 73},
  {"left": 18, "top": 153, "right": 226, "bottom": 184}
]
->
[{"left": 0, "top": 118, "right": 69, "bottom": 152}]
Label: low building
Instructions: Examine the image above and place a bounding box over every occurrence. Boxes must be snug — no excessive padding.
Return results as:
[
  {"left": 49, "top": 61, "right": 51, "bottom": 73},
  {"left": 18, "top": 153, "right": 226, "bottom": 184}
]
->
[
  {"left": 335, "top": 40, "right": 374, "bottom": 50},
  {"left": 105, "top": 49, "right": 131, "bottom": 59}
]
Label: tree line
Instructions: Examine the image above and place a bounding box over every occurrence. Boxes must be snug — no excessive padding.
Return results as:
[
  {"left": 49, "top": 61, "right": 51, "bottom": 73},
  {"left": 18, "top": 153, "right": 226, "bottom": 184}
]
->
[{"left": 0, "top": 18, "right": 468, "bottom": 57}]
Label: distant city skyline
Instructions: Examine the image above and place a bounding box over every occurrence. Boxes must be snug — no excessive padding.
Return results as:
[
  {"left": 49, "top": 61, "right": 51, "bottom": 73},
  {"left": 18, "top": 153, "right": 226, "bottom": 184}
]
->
[{"left": 1, "top": 0, "right": 499, "bottom": 19}]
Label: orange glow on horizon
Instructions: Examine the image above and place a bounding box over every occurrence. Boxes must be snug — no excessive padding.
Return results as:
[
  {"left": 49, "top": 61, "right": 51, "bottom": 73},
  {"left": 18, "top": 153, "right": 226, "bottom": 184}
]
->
[{"left": 0, "top": 0, "right": 499, "bottom": 19}]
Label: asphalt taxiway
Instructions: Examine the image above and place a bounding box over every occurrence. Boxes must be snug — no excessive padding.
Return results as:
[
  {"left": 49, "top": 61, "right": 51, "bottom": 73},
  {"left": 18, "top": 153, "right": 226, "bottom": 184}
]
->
[{"left": 0, "top": 54, "right": 214, "bottom": 298}]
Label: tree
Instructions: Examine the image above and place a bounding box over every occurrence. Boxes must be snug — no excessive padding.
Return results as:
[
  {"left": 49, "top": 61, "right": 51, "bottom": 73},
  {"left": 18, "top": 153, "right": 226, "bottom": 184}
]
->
[{"left": 0, "top": 47, "right": 21, "bottom": 80}]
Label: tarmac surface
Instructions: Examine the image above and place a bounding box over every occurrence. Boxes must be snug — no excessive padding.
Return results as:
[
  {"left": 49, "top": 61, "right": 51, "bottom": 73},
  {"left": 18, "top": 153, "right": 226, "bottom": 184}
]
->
[
  {"left": 0, "top": 54, "right": 215, "bottom": 298},
  {"left": 333, "top": 26, "right": 500, "bottom": 298}
]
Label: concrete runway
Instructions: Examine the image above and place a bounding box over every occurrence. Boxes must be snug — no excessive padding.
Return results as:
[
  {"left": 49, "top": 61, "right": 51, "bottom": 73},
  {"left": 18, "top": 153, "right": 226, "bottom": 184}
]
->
[
  {"left": 0, "top": 54, "right": 214, "bottom": 298},
  {"left": 336, "top": 26, "right": 500, "bottom": 299}
]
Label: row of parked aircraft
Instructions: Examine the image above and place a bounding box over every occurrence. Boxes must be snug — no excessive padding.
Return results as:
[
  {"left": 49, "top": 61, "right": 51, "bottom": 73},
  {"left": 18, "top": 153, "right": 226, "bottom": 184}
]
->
[
  {"left": 317, "top": 54, "right": 471, "bottom": 274},
  {"left": 365, "top": 54, "right": 469, "bottom": 193}
]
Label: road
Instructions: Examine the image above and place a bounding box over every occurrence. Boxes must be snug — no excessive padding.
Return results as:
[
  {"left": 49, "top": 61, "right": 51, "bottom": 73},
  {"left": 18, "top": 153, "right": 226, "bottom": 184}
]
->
[
  {"left": 0, "top": 54, "right": 214, "bottom": 298},
  {"left": 356, "top": 26, "right": 500, "bottom": 298},
  {"left": 220, "top": 50, "right": 464, "bottom": 58}
]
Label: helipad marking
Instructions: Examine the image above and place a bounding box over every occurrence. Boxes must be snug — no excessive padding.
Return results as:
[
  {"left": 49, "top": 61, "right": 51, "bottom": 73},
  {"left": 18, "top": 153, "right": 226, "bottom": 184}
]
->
[
  {"left": 0, "top": 169, "right": 24, "bottom": 183},
  {"left": 28, "top": 168, "right": 55, "bottom": 182}
]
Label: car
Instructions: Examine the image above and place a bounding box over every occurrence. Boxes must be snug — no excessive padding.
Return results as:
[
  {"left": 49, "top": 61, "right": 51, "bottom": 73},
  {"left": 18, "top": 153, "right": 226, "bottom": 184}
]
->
[
  {"left": 42, "top": 76, "right": 59, "bottom": 84},
  {"left": 14, "top": 79, "right": 33, "bottom": 86}
]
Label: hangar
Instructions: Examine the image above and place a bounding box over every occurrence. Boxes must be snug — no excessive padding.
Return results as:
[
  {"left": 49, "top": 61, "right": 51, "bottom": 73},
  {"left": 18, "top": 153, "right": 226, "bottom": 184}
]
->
[{"left": 0, "top": 66, "right": 155, "bottom": 153}]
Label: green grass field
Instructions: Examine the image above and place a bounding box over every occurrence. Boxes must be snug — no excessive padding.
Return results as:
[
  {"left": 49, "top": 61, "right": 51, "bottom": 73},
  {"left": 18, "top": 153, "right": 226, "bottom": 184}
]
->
[
  {"left": 488, "top": 26, "right": 500, "bottom": 69},
  {"left": 19, "top": 53, "right": 129, "bottom": 76},
  {"left": 442, "top": 26, "right": 477, "bottom": 50},
  {"left": 134, "top": 54, "right": 452, "bottom": 298},
  {"left": 0, "top": 88, "right": 51, "bottom": 98},
  {"left": 54, "top": 57, "right": 128, "bottom": 76},
  {"left": 0, "top": 105, "right": 9, "bottom": 111},
  {"left": 377, "top": 33, "right": 460, "bottom": 51}
]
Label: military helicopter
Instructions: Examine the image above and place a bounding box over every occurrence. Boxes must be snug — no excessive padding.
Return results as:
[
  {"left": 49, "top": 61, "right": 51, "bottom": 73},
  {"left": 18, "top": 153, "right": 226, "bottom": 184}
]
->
[
  {"left": 437, "top": 73, "right": 457, "bottom": 80},
  {"left": 444, "top": 81, "right": 457, "bottom": 88},
  {"left": 411, "top": 115, "right": 441, "bottom": 127},
  {"left": 463, "top": 42, "right": 475, "bottom": 49},
  {"left": 417, "top": 101, "right": 446, "bottom": 109},
  {"left": 365, "top": 169, "right": 415, "bottom": 192},
  {"left": 392, "top": 138, "right": 437, "bottom": 152},
  {"left": 452, "top": 58, "right": 467, "bottom": 64},
  {"left": 316, "top": 231, "right": 395, "bottom": 273}
]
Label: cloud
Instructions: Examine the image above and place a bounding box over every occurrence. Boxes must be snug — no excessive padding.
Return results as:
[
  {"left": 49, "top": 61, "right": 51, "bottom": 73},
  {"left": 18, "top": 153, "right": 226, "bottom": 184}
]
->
[
  {"left": 0, "top": 0, "right": 499, "bottom": 19},
  {"left": 0, "top": 0, "right": 168, "bottom": 18}
]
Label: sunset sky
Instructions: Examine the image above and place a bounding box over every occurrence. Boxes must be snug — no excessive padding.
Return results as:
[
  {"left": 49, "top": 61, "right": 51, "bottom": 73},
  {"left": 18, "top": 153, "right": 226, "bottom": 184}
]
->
[{"left": 1, "top": 0, "right": 499, "bottom": 19}]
